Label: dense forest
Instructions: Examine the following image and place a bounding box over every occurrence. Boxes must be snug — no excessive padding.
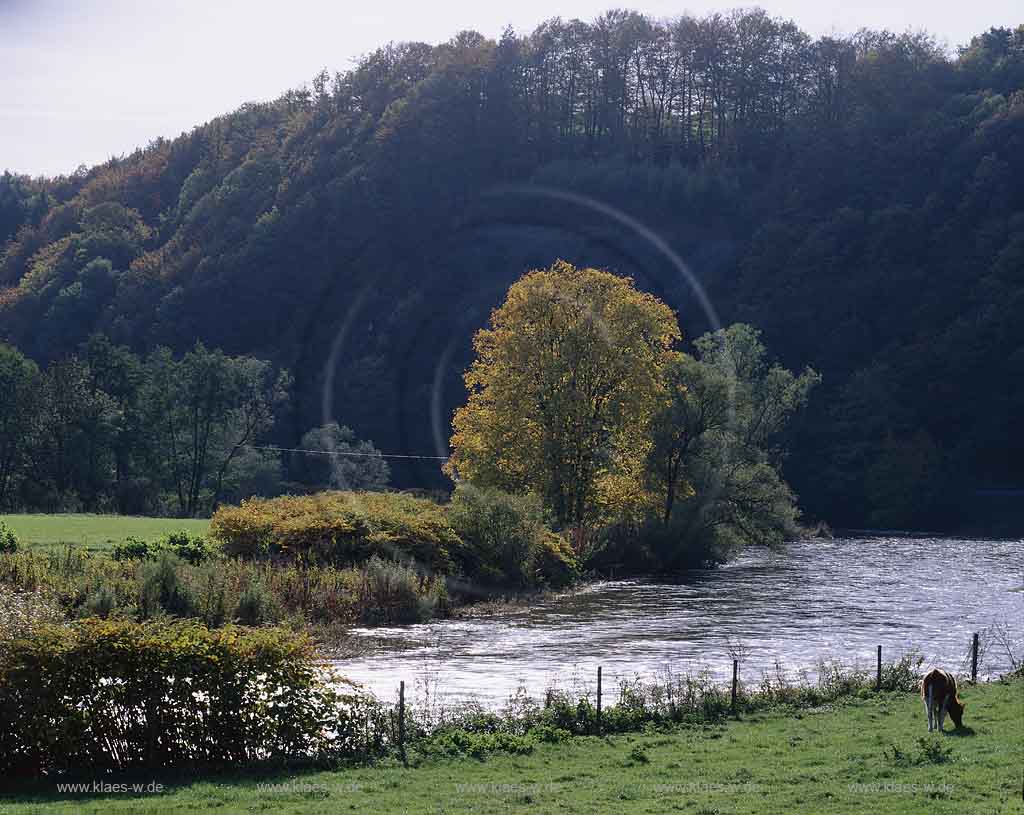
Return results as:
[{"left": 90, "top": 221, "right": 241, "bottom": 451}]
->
[{"left": 1, "top": 10, "right": 1022, "bottom": 532}]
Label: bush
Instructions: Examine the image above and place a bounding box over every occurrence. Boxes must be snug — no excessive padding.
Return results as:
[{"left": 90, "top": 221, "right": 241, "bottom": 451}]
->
[
  {"left": 359, "top": 555, "right": 445, "bottom": 624},
  {"left": 196, "top": 566, "right": 230, "bottom": 627},
  {"left": 0, "top": 522, "right": 18, "bottom": 554},
  {"left": 112, "top": 536, "right": 152, "bottom": 561},
  {"left": 83, "top": 586, "right": 116, "bottom": 618},
  {"left": 447, "top": 484, "right": 578, "bottom": 588},
  {"left": 0, "top": 618, "right": 375, "bottom": 776},
  {"left": 162, "top": 531, "right": 217, "bottom": 565},
  {"left": 531, "top": 529, "right": 579, "bottom": 589},
  {"left": 420, "top": 728, "right": 536, "bottom": 759},
  {"left": 139, "top": 553, "right": 195, "bottom": 618},
  {"left": 448, "top": 484, "right": 541, "bottom": 586},
  {"left": 112, "top": 531, "right": 216, "bottom": 565},
  {"left": 234, "top": 580, "right": 280, "bottom": 626},
  {"left": 211, "top": 491, "right": 464, "bottom": 572}
]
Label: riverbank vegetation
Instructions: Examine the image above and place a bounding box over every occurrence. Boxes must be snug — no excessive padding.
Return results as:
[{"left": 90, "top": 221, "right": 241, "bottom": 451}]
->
[
  {"left": 0, "top": 545, "right": 449, "bottom": 628},
  {"left": 0, "top": 483, "right": 580, "bottom": 631},
  {"left": 448, "top": 261, "right": 818, "bottom": 571}
]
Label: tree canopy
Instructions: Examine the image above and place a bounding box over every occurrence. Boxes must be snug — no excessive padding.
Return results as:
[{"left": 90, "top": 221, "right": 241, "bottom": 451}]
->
[{"left": 447, "top": 261, "right": 679, "bottom": 528}]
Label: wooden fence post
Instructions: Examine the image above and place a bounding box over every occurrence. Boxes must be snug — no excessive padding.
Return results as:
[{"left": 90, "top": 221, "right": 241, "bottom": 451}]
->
[
  {"left": 971, "top": 632, "right": 979, "bottom": 683},
  {"left": 596, "top": 666, "right": 603, "bottom": 736},
  {"left": 398, "top": 680, "right": 407, "bottom": 766},
  {"left": 731, "top": 659, "right": 739, "bottom": 717},
  {"left": 876, "top": 645, "right": 882, "bottom": 691}
]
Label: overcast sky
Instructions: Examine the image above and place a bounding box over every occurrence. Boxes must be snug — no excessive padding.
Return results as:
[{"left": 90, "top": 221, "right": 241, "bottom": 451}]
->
[{"left": 1, "top": 0, "right": 1018, "bottom": 177}]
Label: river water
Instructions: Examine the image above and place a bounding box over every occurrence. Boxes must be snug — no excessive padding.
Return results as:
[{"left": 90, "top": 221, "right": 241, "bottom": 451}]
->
[{"left": 332, "top": 537, "right": 1023, "bottom": 706}]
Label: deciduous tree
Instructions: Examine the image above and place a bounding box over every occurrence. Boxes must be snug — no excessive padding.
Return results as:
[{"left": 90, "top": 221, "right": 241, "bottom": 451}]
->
[{"left": 446, "top": 260, "right": 680, "bottom": 531}]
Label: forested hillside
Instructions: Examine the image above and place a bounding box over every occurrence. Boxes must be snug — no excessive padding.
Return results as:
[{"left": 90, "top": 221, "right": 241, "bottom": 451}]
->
[{"left": 1, "top": 10, "right": 1022, "bottom": 531}]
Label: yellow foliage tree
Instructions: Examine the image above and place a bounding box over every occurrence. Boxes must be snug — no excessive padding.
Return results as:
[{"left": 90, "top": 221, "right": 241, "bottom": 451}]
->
[{"left": 445, "top": 260, "right": 681, "bottom": 532}]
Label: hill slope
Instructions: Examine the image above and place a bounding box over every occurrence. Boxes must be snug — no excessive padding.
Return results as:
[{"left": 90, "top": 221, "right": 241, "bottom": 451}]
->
[{"left": 2, "top": 12, "right": 1022, "bottom": 530}]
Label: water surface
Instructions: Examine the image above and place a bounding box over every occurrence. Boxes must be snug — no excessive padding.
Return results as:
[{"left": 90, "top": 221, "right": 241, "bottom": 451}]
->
[{"left": 333, "top": 537, "right": 1023, "bottom": 705}]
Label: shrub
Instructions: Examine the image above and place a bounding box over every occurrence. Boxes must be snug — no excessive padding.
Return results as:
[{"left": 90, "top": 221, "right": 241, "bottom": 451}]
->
[
  {"left": 196, "top": 566, "right": 230, "bottom": 627},
  {"left": 447, "top": 485, "right": 541, "bottom": 586},
  {"left": 83, "top": 586, "right": 116, "bottom": 618},
  {"left": 139, "top": 553, "right": 195, "bottom": 618},
  {"left": 0, "top": 618, "right": 375, "bottom": 776},
  {"left": 881, "top": 651, "right": 926, "bottom": 692},
  {"left": 359, "top": 555, "right": 445, "bottom": 624},
  {"left": 447, "top": 484, "right": 578, "bottom": 588},
  {"left": 628, "top": 744, "right": 651, "bottom": 764},
  {"left": 531, "top": 529, "right": 579, "bottom": 589},
  {"left": 113, "top": 532, "right": 216, "bottom": 565},
  {"left": 112, "top": 536, "right": 152, "bottom": 561},
  {"left": 164, "top": 531, "right": 217, "bottom": 565},
  {"left": 420, "top": 728, "right": 536, "bottom": 759},
  {"left": 530, "top": 723, "right": 572, "bottom": 743},
  {"left": 593, "top": 515, "right": 731, "bottom": 575},
  {"left": 0, "top": 522, "right": 18, "bottom": 554},
  {"left": 234, "top": 580, "right": 280, "bottom": 626},
  {"left": 211, "top": 491, "right": 464, "bottom": 572}
]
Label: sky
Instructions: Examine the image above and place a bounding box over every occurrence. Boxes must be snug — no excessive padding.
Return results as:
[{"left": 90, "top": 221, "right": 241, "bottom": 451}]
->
[{"left": 1, "top": 0, "right": 1019, "bottom": 177}]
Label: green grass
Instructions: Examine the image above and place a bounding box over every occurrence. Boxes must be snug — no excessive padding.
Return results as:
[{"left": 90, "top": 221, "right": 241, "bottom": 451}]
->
[
  {"left": 1, "top": 678, "right": 1020, "bottom": 814},
  {"left": 0, "top": 514, "right": 209, "bottom": 554}
]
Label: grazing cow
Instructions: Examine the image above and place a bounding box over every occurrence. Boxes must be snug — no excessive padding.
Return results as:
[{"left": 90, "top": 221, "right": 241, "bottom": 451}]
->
[{"left": 921, "top": 668, "right": 965, "bottom": 732}]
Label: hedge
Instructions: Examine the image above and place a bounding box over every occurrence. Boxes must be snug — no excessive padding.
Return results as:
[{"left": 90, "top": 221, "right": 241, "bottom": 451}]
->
[{"left": 0, "top": 618, "right": 379, "bottom": 777}]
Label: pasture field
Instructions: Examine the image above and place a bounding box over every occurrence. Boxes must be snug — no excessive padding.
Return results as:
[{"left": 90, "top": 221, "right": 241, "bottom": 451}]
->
[
  {"left": 0, "top": 514, "right": 210, "bottom": 554},
  {"left": 1, "top": 677, "right": 1020, "bottom": 814}
]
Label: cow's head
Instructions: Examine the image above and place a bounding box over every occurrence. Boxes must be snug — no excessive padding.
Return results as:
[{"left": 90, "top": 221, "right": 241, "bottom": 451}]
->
[{"left": 948, "top": 697, "right": 965, "bottom": 729}]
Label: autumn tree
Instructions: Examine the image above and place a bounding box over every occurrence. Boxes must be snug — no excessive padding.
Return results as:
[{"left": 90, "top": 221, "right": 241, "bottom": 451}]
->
[{"left": 446, "top": 260, "right": 680, "bottom": 532}]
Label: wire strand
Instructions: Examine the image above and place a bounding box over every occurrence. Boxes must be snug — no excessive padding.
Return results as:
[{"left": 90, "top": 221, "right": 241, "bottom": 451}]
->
[{"left": 247, "top": 444, "right": 448, "bottom": 461}]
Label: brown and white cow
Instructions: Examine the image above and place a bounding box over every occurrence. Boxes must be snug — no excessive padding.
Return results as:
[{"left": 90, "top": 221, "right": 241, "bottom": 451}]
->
[{"left": 921, "top": 667, "right": 965, "bottom": 732}]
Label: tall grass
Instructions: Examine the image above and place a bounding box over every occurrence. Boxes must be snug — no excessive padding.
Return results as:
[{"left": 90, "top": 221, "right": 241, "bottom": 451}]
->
[
  {"left": 0, "top": 547, "right": 444, "bottom": 627},
  {"left": 357, "top": 555, "right": 448, "bottom": 623}
]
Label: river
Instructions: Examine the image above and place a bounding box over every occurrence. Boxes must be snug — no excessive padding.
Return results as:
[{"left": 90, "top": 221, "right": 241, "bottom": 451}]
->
[{"left": 332, "top": 536, "right": 1023, "bottom": 706}]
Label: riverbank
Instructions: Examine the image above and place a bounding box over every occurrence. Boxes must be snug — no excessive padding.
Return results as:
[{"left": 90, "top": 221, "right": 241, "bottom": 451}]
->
[{"left": 3, "top": 674, "right": 1019, "bottom": 814}]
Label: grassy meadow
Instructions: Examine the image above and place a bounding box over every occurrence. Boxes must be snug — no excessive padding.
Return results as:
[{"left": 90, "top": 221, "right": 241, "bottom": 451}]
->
[
  {"left": 0, "top": 514, "right": 210, "bottom": 554},
  {"left": 1, "top": 677, "right": 1020, "bottom": 815}
]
